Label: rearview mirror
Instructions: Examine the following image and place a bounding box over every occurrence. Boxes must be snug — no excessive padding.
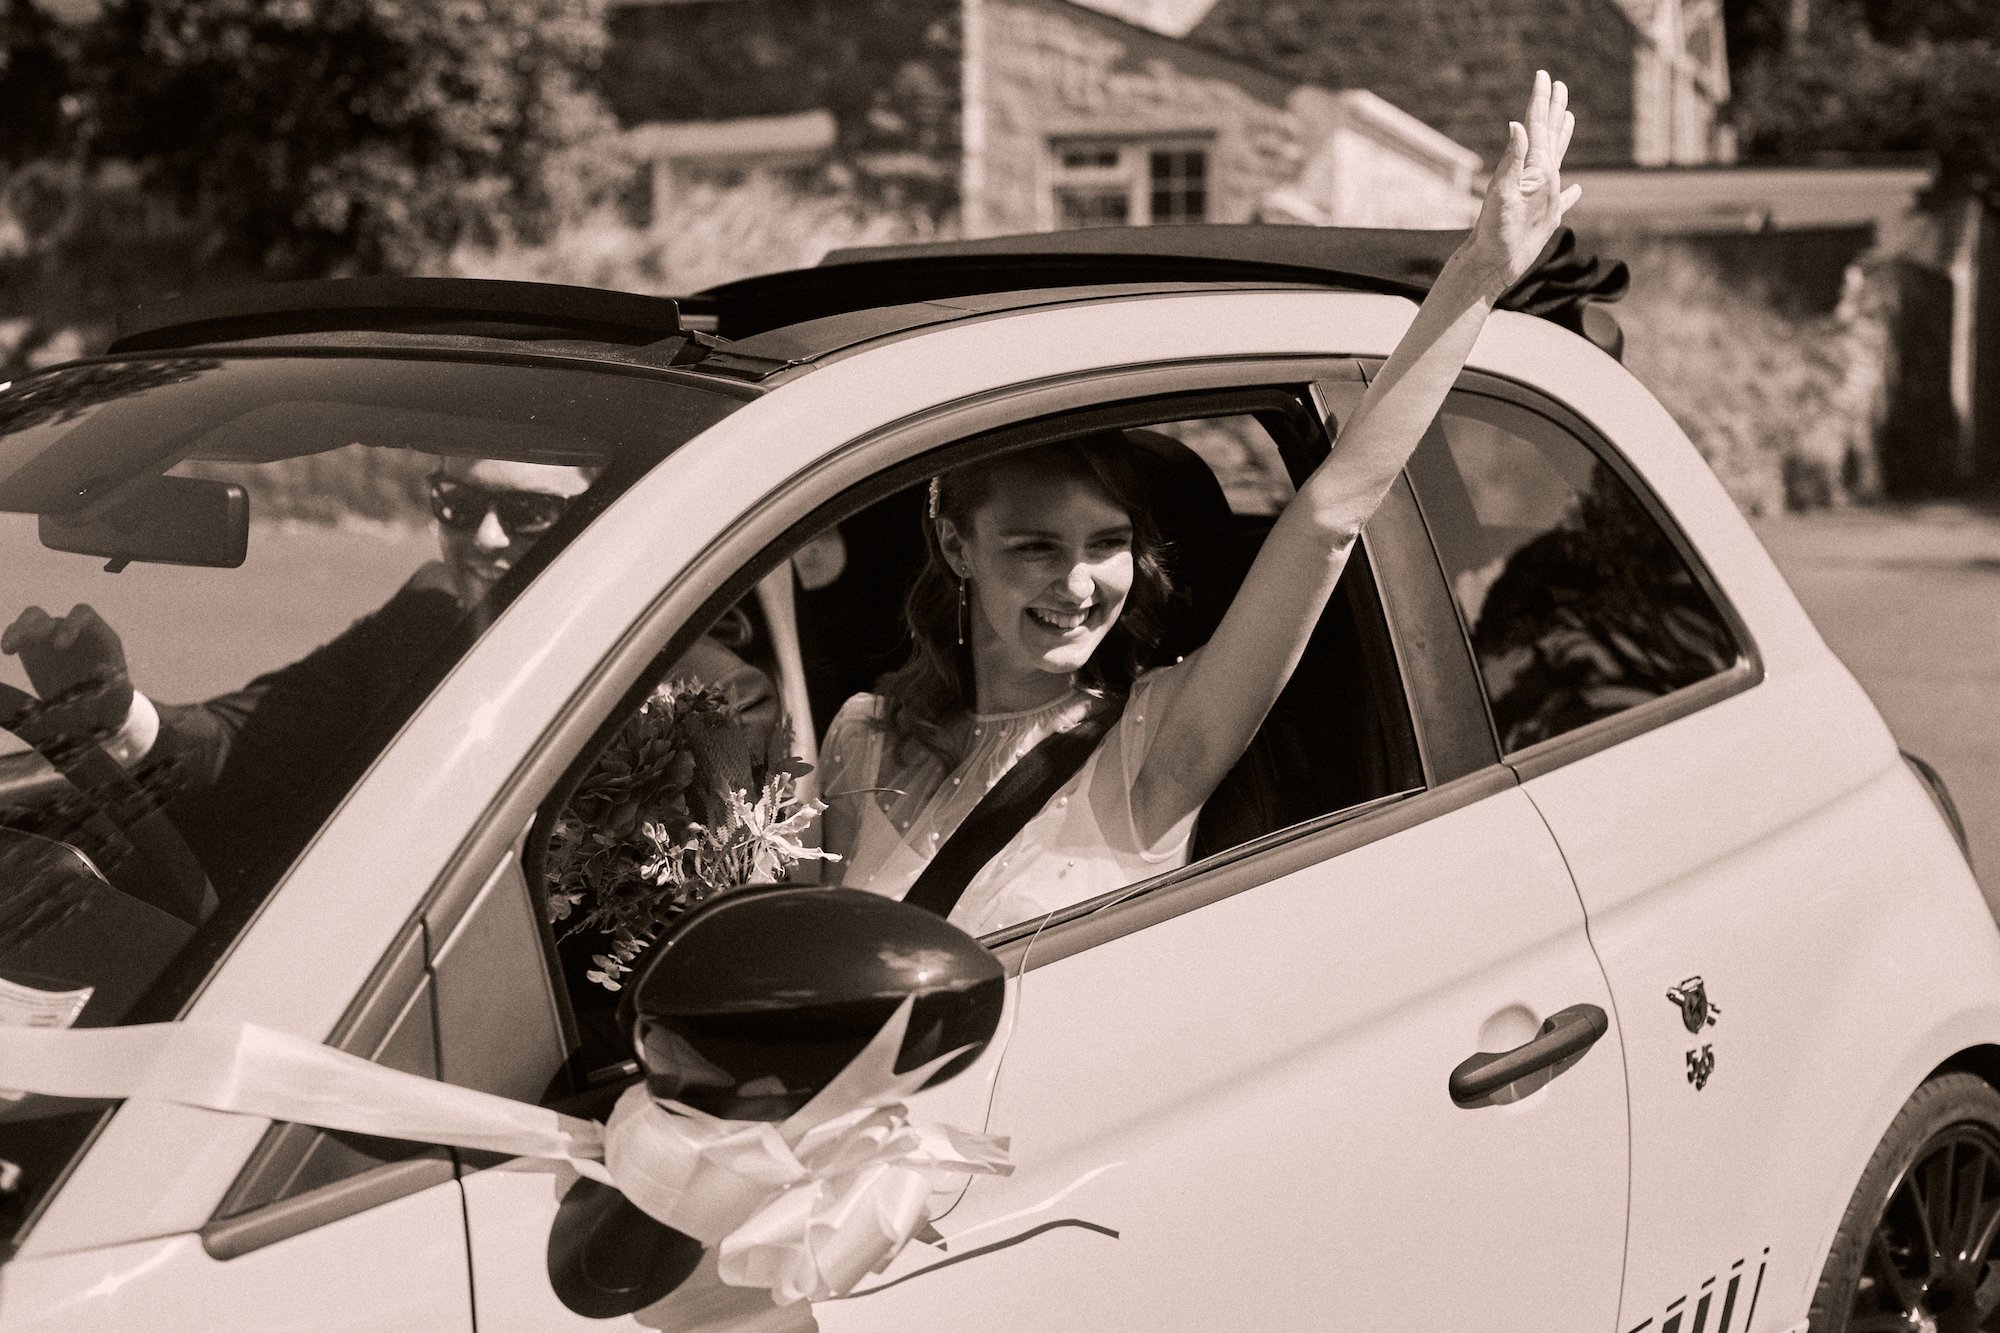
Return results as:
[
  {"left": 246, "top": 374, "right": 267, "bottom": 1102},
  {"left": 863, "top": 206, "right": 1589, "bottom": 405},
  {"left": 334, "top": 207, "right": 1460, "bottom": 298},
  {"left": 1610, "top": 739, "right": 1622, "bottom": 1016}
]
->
[
  {"left": 40, "top": 474, "right": 248, "bottom": 569},
  {"left": 623, "top": 886, "right": 1005, "bottom": 1121}
]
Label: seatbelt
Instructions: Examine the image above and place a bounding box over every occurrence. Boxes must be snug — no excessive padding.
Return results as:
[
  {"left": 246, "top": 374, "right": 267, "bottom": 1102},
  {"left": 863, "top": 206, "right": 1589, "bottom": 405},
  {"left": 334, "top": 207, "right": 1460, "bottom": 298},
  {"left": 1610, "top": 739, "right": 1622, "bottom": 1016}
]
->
[{"left": 901, "top": 695, "right": 1127, "bottom": 922}]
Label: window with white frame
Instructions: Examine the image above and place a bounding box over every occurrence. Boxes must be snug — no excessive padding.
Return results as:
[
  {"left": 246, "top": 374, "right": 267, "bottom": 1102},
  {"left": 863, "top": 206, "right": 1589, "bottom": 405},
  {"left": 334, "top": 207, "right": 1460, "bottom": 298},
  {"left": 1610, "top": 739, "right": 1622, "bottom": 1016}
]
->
[{"left": 1048, "top": 137, "right": 1210, "bottom": 229}]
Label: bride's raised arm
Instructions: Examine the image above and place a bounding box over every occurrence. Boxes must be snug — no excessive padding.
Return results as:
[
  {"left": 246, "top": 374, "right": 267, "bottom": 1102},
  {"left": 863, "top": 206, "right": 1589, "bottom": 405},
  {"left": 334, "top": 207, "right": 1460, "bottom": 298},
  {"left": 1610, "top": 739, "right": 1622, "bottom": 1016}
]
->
[{"left": 1130, "top": 71, "right": 1583, "bottom": 845}]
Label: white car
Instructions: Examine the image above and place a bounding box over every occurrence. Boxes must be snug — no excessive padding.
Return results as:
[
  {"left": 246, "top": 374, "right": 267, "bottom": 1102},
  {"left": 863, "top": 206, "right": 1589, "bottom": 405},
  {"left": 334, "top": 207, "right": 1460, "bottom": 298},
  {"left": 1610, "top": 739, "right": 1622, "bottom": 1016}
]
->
[{"left": 0, "top": 227, "right": 1991, "bottom": 1333}]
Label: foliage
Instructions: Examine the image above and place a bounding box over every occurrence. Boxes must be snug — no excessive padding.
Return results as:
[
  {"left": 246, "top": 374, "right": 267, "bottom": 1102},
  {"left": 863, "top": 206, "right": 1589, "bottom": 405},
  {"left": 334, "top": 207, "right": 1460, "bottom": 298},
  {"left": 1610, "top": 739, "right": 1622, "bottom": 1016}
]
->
[
  {"left": 543, "top": 679, "right": 834, "bottom": 991},
  {"left": 1614, "top": 238, "right": 1860, "bottom": 514},
  {"left": 1471, "top": 468, "right": 1741, "bottom": 750},
  {"left": 600, "top": 0, "right": 958, "bottom": 213},
  {"left": 0, "top": 0, "right": 619, "bottom": 279},
  {"left": 1731, "top": 6, "right": 2000, "bottom": 194},
  {"left": 1851, "top": 0, "right": 2000, "bottom": 44},
  {"left": 446, "top": 172, "right": 951, "bottom": 295}
]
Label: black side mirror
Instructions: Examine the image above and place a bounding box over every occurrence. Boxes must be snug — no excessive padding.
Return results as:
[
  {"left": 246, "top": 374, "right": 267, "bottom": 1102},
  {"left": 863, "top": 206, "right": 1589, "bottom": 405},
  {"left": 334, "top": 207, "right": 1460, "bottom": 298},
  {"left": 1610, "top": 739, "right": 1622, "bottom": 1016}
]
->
[
  {"left": 550, "top": 887, "right": 1004, "bottom": 1318},
  {"left": 40, "top": 474, "right": 248, "bottom": 569},
  {"left": 624, "top": 885, "right": 1005, "bottom": 1121}
]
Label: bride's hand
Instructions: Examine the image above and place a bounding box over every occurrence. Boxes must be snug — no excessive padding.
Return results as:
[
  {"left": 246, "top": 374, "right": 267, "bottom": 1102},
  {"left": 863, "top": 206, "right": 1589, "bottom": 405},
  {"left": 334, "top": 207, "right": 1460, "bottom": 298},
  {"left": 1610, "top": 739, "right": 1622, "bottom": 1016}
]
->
[{"left": 1462, "top": 70, "right": 1582, "bottom": 295}]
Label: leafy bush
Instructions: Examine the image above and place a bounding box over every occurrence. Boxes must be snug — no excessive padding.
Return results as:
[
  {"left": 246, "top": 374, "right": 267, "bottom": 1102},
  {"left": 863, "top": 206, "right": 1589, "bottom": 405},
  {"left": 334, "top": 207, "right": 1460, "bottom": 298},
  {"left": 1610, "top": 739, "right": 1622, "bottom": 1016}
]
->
[
  {"left": 1613, "top": 239, "right": 1862, "bottom": 514},
  {"left": 444, "top": 169, "right": 950, "bottom": 294},
  {"left": 0, "top": 0, "right": 618, "bottom": 278},
  {"left": 1732, "top": 20, "right": 2000, "bottom": 194}
]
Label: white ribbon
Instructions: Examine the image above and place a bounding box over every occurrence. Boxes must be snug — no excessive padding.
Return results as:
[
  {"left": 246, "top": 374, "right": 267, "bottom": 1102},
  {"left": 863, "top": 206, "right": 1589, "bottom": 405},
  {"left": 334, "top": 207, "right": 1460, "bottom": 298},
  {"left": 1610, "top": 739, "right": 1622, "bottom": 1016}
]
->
[
  {"left": 0, "top": 996, "right": 1009, "bottom": 1306},
  {"left": 596, "top": 997, "right": 1012, "bottom": 1303}
]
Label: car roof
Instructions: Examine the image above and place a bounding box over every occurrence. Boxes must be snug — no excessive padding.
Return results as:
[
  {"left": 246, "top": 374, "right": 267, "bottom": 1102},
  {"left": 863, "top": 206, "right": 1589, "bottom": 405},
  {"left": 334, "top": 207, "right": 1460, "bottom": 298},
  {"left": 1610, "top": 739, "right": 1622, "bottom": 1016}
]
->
[{"left": 97, "top": 225, "right": 1629, "bottom": 386}]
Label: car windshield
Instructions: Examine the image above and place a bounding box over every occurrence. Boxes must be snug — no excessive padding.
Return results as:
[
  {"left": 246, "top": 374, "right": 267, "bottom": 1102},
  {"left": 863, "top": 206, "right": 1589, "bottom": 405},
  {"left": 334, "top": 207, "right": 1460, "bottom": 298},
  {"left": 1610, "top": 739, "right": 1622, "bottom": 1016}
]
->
[{"left": 0, "top": 351, "right": 739, "bottom": 1240}]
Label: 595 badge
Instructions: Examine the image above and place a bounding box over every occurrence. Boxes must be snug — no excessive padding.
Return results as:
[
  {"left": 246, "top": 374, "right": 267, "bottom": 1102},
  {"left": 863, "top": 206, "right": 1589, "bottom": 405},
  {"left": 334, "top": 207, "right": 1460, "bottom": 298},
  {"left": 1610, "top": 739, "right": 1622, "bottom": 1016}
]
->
[{"left": 1667, "top": 977, "right": 1721, "bottom": 1091}]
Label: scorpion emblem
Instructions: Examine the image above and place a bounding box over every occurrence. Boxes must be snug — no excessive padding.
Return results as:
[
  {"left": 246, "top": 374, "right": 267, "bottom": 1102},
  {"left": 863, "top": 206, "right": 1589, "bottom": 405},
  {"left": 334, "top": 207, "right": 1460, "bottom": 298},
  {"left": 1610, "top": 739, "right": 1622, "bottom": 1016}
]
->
[
  {"left": 1666, "top": 976, "right": 1721, "bottom": 1034},
  {"left": 1685, "top": 1044, "right": 1716, "bottom": 1090},
  {"left": 1667, "top": 977, "right": 1722, "bottom": 1091}
]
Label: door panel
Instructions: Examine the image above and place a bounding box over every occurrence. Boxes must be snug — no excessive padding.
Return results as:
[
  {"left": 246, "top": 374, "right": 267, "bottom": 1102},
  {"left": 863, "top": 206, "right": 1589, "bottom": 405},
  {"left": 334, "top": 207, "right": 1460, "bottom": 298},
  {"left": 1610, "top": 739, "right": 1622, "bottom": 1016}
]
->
[
  {"left": 0, "top": 1182, "right": 472, "bottom": 1332},
  {"left": 1519, "top": 681, "right": 1966, "bottom": 1329},
  {"left": 828, "top": 784, "right": 1628, "bottom": 1332}
]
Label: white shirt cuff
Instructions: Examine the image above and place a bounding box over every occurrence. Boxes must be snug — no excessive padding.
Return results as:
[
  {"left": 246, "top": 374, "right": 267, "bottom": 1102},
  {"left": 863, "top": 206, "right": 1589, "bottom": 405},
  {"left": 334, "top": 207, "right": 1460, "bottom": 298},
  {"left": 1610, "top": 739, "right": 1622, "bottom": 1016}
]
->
[{"left": 103, "top": 690, "right": 160, "bottom": 768}]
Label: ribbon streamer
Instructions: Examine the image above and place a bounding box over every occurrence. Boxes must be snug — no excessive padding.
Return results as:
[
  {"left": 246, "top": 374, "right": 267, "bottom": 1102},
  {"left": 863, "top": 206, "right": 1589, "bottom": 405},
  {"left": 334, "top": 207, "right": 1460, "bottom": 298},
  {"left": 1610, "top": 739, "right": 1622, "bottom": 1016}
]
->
[{"left": 0, "top": 996, "right": 1009, "bottom": 1306}]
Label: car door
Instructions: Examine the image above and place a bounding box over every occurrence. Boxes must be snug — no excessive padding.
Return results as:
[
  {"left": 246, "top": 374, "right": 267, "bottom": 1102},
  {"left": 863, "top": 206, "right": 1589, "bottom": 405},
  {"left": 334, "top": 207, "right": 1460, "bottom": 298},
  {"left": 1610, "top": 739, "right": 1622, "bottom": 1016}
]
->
[
  {"left": 827, "top": 394, "right": 1628, "bottom": 1333},
  {"left": 1, "top": 917, "right": 476, "bottom": 1333},
  {"left": 1398, "top": 373, "right": 1986, "bottom": 1329},
  {"left": 432, "top": 464, "right": 1024, "bottom": 1333},
  {"left": 427, "top": 363, "right": 1627, "bottom": 1332}
]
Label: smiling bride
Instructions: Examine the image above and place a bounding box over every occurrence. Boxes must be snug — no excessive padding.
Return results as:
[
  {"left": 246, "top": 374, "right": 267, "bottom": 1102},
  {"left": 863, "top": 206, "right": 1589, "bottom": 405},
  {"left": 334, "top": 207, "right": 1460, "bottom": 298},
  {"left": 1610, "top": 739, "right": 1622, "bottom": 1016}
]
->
[{"left": 818, "top": 72, "right": 1585, "bottom": 936}]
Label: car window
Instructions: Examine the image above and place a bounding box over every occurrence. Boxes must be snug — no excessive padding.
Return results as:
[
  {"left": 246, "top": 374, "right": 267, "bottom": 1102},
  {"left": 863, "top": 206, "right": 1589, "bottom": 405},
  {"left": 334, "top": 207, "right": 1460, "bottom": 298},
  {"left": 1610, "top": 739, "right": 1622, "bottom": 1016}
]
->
[
  {"left": 0, "top": 353, "right": 741, "bottom": 1245},
  {"left": 518, "top": 395, "right": 1422, "bottom": 1096},
  {"left": 1405, "top": 389, "right": 1742, "bottom": 754},
  {"left": 1146, "top": 413, "right": 1295, "bottom": 516}
]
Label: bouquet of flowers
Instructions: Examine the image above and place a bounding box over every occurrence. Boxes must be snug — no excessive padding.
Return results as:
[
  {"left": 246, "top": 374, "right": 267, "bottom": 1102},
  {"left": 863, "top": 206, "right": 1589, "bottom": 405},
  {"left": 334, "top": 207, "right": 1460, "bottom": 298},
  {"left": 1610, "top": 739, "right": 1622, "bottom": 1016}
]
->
[{"left": 543, "top": 677, "right": 834, "bottom": 991}]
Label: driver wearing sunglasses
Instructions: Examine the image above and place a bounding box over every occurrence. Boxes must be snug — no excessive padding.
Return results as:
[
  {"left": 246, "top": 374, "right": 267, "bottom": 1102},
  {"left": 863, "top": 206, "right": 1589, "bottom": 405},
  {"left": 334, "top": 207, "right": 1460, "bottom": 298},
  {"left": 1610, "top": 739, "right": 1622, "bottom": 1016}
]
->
[
  {"left": 5, "top": 455, "right": 777, "bottom": 899},
  {"left": 427, "top": 459, "right": 585, "bottom": 608}
]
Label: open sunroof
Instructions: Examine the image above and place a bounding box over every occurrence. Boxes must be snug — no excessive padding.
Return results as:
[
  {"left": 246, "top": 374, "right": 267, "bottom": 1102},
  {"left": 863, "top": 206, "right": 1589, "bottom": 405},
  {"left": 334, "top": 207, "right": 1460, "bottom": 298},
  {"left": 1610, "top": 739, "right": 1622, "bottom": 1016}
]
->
[{"left": 695, "top": 224, "right": 1630, "bottom": 355}]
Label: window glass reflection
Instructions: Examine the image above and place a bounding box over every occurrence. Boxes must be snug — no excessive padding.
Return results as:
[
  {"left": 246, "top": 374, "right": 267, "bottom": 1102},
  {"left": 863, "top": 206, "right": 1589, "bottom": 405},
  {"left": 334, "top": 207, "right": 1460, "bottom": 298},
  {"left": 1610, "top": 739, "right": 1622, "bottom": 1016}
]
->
[{"left": 1411, "top": 395, "right": 1740, "bottom": 752}]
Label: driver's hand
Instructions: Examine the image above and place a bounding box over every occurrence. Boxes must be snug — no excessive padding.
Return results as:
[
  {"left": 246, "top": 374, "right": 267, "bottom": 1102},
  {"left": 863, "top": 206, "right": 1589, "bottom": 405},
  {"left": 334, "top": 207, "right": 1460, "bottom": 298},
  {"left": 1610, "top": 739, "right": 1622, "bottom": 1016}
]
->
[{"left": 2, "top": 603, "right": 134, "bottom": 733}]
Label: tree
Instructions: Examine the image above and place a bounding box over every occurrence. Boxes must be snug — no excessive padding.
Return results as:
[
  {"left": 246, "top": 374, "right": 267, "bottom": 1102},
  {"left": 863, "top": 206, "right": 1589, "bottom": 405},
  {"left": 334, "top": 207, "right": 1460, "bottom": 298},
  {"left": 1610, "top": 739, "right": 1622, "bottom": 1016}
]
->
[
  {"left": 600, "top": 0, "right": 959, "bottom": 213},
  {"left": 0, "top": 0, "right": 617, "bottom": 278},
  {"left": 1729, "top": 1, "right": 2000, "bottom": 196}
]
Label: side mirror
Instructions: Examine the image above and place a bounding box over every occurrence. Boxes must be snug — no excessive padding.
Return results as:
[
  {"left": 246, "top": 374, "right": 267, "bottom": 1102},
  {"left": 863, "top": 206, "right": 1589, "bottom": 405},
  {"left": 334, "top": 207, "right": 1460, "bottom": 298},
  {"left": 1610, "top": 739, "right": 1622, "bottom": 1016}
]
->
[
  {"left": 40, "top": 474, "right": 248, "bottom": 569},
  {"left": 623, "top": 886, "right": 1005, "bottom": 1121},
  {"left": 550, "top": 887, "right": 1004, "bottom": 1318}
]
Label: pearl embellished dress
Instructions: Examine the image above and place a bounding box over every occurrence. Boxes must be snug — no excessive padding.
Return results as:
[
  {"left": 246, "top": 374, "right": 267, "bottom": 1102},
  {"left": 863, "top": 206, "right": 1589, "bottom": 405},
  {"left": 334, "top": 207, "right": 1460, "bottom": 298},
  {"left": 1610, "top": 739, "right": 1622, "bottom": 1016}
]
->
[{"left": 817, "top": 664, "right": 1197, "bottom": 937}]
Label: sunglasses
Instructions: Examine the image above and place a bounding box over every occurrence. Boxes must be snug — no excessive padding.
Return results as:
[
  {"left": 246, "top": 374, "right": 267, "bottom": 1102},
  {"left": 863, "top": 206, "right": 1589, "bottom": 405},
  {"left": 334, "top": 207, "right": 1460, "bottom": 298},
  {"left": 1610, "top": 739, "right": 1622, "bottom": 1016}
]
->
[{"left": 427, "top": 474, "right": 571, "bottom": 538}]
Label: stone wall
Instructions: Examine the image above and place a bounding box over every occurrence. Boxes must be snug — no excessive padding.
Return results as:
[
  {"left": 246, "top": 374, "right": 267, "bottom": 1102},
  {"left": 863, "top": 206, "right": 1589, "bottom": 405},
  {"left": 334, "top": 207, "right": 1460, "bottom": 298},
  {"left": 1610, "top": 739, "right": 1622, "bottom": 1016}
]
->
[
  {"left": 1187, "top": 0, "right": 1641, "bottom": 168},
  {"left": 976, "top": 0, "right": 1478, "bottom": 234}
]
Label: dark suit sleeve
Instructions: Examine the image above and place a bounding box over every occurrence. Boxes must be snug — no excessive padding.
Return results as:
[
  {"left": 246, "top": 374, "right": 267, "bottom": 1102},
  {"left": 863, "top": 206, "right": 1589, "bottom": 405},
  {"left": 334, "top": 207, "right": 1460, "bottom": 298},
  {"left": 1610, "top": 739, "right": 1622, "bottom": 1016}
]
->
[
  {"left": 150, "top": 582, "right": 468, "bottom": 898},
  {"left": 153, "top": 679, "right": 270, "bottom": 792}
]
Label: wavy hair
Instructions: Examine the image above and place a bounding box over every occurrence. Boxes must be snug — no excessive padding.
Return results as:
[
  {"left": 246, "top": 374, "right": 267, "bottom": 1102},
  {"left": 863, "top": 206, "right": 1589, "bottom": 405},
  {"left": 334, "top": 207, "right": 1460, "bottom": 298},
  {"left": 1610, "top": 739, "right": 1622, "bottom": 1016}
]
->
[{"left": 875, "top": 433, "right": 1177, "bottom": 768}]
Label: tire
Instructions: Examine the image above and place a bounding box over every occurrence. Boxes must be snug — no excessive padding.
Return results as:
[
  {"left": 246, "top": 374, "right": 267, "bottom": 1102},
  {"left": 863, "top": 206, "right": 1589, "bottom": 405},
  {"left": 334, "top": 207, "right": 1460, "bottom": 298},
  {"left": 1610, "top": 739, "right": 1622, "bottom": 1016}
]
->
[{"left": 1810, "top": 1071, "right": 2000, "bottom": 1332}]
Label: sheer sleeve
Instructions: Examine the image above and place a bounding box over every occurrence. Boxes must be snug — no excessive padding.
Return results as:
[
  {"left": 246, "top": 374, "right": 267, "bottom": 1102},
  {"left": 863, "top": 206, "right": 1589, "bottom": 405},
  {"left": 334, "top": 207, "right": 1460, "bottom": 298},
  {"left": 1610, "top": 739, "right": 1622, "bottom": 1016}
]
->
[
  {"left": 816, "top": 693, "right": 883, "bottom": 873},
  {"left": 1088, "top": 660, "right": 1202, "bottom": 863}
]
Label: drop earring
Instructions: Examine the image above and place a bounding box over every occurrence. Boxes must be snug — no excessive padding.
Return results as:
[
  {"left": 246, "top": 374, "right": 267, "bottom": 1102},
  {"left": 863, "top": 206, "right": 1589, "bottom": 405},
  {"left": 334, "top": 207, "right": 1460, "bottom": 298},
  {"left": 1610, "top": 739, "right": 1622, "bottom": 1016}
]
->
[{"left": 955, "top": 571, "right": 969, "bottom": 646}]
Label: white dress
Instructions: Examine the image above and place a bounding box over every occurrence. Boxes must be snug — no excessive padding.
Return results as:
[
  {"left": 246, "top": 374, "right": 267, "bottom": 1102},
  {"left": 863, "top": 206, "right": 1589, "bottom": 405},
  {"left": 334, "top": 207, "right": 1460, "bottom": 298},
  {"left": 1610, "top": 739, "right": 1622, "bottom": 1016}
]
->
[{"left": 816, "top": 665, "right": 1197, "bottom": 937}]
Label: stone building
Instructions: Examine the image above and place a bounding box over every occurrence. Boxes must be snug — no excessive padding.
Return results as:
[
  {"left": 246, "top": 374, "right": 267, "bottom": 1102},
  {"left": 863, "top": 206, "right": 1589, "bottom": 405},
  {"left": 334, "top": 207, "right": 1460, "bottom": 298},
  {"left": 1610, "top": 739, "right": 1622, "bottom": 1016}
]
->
[
  {"left": 963, "top": 0, "right": 1484, "bottom": 236},
  {"left": 1184, "top": 0, "right": 1733, "bottom": 169},
  {"left": 605, "top": 0, "right": 1734, "bottom": 238}
]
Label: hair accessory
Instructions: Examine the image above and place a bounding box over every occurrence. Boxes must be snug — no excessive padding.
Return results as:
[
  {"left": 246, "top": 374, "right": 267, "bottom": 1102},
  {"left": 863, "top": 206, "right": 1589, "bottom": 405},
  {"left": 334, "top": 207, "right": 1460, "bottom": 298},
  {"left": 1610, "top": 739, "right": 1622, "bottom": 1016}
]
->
[{"left": 926, "top": 477, "right": 943, "bottom": 522}]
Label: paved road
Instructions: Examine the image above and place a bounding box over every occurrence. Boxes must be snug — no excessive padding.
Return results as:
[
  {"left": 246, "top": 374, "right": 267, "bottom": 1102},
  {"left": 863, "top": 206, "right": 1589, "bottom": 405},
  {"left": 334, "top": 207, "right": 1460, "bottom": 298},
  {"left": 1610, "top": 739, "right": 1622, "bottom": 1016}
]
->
[{"left": 1753, "top": 500, "right": 2000, "bottom": 914}]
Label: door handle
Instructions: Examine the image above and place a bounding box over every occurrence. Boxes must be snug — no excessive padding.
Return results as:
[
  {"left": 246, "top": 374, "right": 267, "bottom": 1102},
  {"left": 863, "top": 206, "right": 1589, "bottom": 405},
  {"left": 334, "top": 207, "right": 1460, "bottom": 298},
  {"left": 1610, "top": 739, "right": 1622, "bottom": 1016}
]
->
[{"left": 1449, "top": 1003, "right": 1609, "bottom": 1108}]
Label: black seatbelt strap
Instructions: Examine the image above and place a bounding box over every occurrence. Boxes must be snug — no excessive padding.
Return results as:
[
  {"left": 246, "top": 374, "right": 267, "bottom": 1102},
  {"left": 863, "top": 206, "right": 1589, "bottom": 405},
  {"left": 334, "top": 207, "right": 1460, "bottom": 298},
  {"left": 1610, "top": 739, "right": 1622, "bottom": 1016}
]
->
[{"left": 901, "top": 695, "right": 1127, "bottom": 921}]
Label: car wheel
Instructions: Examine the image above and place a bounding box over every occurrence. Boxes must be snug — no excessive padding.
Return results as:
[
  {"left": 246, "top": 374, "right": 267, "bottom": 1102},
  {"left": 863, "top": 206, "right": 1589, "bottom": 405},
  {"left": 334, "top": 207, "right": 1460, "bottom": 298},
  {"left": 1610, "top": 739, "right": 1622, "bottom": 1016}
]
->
[{"left": 1811, "top": 1072, "right": 2000, "bottom": 1332}]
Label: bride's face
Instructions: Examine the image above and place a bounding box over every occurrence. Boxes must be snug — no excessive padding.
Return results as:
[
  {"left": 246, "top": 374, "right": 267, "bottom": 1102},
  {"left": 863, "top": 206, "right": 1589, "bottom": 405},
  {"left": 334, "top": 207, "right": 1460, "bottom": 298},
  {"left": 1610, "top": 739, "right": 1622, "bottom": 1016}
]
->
[{"left": 940, "top": 467, "right": 1136, "bottom": 686}]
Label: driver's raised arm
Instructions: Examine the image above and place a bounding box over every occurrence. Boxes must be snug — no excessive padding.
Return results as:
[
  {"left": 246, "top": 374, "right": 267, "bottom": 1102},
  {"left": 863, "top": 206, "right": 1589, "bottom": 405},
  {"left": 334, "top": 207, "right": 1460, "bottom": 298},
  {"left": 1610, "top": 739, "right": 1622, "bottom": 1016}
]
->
[
  {"left": 1, "top": 603, "right": 159, "bottom": 766},
  {"left": 4, "top": 602, "right": 317, "bottom": 789}
]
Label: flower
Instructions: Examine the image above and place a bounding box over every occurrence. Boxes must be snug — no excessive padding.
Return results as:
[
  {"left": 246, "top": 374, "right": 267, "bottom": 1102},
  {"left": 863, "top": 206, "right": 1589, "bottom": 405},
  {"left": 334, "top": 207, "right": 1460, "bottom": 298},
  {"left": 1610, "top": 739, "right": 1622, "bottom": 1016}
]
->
[{"left": 544, "top": 677, "right": 838, "bottom": 991}]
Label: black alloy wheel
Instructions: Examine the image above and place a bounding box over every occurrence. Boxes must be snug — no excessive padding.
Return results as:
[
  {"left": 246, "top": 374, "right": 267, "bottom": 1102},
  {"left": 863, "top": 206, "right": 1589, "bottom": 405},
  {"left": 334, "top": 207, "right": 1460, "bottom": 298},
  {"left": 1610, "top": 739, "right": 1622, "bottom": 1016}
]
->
[{"left": 1815, "top": 1073, "right": 2000, "bottom": 1332}]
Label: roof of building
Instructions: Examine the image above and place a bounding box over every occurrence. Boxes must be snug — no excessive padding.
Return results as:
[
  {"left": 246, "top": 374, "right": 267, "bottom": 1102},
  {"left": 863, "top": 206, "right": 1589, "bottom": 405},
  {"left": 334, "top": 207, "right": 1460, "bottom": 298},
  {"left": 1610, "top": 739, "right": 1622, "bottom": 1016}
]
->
[
  {"left": 1565, "top": 162, "right": 1936, "bottom": 233},
  {"left": 1062, "top": 0, "right": 1222, "bottom": 37},
  {"left": 623, "top": 109, "right": 838, "bottom": 163}
]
